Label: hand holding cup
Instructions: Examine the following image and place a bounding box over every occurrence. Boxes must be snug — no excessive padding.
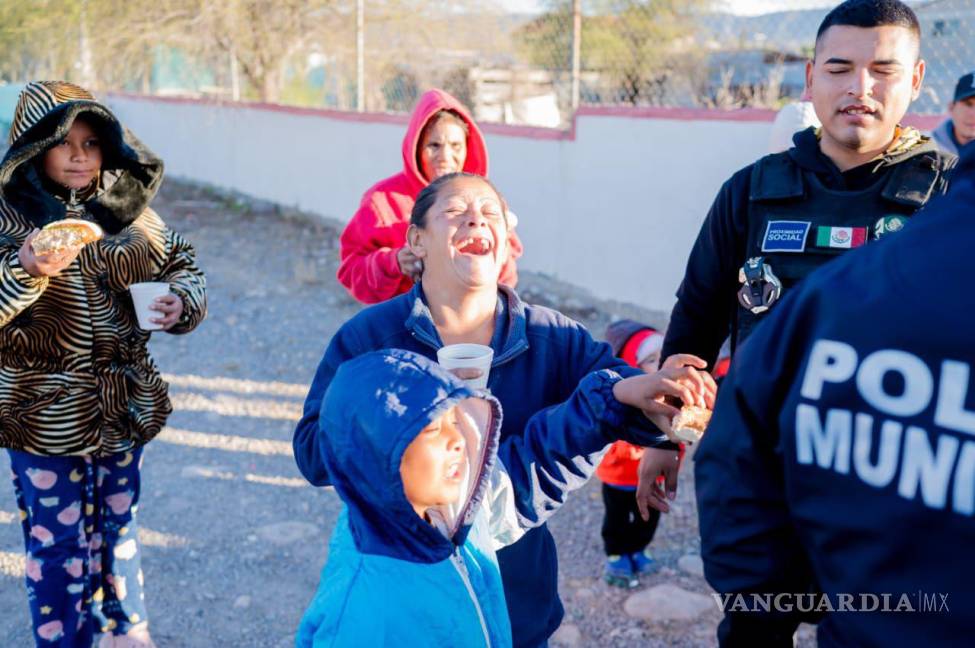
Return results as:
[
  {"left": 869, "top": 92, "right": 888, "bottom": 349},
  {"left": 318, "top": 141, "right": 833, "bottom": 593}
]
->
[
  {"left": 130, "top": 282, "right": 181, "bottom": 331},
  {"left": 437, "top": 344, "right": 494, "bottom": 390},
  {"left": 149, "top": 293, "right": 184, "bottom": 330}
]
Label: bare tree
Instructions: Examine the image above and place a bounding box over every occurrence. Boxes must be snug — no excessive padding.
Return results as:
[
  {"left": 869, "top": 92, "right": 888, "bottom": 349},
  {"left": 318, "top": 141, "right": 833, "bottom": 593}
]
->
[{"left": 192, "top": 0, "right": 341, "bottom": 103}]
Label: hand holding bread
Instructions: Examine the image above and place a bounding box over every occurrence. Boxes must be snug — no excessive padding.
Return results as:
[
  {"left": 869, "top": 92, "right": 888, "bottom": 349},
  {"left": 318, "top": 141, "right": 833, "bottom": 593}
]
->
[
  {"left": 18, "top": 220, "right": 103, "bottom": 278},
  {"left": 612, "top": 353, "right": 717, "bottom": 436},
  {"left": 31, "top": 218, "right": 103, "bottom": 256}
]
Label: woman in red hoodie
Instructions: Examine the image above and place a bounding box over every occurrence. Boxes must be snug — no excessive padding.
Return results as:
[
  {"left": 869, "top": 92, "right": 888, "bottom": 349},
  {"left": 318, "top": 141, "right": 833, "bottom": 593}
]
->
[{"left": 337, "top": 88, "right": 523, "bottom": 303}]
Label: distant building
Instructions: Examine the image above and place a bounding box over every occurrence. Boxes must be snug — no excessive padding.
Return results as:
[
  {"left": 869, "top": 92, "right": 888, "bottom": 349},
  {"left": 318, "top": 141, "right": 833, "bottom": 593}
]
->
[
  {"left": 705, "top": 49, "right": 807, "bottom": 108},
  {"left": 699, "top": 1, "right": 974, "bottom": 114}
]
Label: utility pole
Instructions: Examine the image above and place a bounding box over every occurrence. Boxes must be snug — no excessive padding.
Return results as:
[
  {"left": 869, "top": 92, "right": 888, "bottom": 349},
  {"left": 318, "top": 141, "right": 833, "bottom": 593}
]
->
[
  {"left": 230, "top": 48, "right": 241, "bottom": 101},
  {"left": 229, "top": 0, "right": 241, "bottom": 100},
  {"left": 570, "top": 0, "right": 582, "bottom": 111},
  {"left": 79, "top": 0, "right": 95, "bottom": 89},
  {"left": 356, "top": 0, "right": 365, "bottom": 112}
]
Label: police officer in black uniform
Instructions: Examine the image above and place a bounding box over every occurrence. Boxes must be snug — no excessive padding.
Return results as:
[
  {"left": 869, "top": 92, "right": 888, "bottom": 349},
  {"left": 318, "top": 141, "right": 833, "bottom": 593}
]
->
[
  {"left": 695, "top": 120, "right": 975, "bottom": 648},
  {"left": 635, "top": 0, "right": 957, "bottom": 516}
]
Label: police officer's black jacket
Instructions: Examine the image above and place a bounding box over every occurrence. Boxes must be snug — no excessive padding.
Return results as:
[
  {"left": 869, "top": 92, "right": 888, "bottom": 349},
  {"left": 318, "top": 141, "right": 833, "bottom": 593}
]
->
[
  {"left": 661, "top": 126, "right": 956, "bottom": 368},
  {"left": 695, "top": 141, "right": 975, "bottom": 647}
]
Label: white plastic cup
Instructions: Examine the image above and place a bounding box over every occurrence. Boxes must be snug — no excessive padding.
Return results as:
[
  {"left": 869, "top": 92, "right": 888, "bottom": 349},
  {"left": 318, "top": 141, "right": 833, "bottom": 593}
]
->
[
  {"left": 437, "top": 343, "right": 494, "bottom": 390},
  {"left": 129, "top": 282, "right": 171, "bottom": 331}
]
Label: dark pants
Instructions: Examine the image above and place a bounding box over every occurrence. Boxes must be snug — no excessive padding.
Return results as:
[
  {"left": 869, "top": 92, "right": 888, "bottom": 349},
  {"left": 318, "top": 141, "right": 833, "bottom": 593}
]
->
[{"left": 601, "top": 483, "right": 660, "bottom": 556}]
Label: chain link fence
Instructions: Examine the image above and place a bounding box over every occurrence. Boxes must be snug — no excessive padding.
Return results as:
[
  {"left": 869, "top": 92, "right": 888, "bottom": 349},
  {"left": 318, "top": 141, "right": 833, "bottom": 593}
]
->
[{"left": 2, "top": 0, "right": 972, "bottom": 128}]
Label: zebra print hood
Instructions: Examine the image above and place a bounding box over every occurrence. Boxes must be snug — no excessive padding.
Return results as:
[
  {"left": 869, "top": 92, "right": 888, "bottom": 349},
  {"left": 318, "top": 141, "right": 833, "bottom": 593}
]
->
[{"left": 0, "top": 81, "right": 164, "bottom": 235}]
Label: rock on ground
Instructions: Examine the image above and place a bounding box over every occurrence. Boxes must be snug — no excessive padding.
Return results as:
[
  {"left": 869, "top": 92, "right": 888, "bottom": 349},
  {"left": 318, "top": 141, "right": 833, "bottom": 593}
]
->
[{"left": 624, "top": 584, "right": 715, "bottom": 622}]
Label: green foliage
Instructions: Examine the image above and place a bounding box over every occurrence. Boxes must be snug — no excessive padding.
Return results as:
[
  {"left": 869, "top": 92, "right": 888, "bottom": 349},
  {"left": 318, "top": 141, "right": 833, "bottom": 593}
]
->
[
  {"left": 0, "top": 0, "right": 343, "bottom": 102},
  {"left": 0, "top": 0, "right": 82, "bottom": 82}
]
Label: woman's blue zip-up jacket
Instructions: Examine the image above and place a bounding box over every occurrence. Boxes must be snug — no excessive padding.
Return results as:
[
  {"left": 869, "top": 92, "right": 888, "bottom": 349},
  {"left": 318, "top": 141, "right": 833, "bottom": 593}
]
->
[{"left": 293, "top": 285, "right": 672, "bottom": 646}]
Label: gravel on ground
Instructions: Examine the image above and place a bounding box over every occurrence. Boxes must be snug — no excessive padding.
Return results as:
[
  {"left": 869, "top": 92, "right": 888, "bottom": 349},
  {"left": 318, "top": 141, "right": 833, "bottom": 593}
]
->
[{"left": 0, "top": 180, "right": 815, "bottom": 647}]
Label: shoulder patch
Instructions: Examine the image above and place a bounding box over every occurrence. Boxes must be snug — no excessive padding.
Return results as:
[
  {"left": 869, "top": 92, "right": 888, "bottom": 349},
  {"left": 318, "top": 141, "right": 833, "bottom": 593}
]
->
[
  {"left": 873, "top": 214, "right": 909, "bottom": 240},
  {"left": 761, "top": 220, "right": 810, "bottom": 253}
]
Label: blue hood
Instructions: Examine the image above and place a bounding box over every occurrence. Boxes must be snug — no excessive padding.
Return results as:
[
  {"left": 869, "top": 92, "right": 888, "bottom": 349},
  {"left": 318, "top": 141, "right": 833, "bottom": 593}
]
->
[{"left": 319, "top": 349, "right": 502, "bottom": 563}]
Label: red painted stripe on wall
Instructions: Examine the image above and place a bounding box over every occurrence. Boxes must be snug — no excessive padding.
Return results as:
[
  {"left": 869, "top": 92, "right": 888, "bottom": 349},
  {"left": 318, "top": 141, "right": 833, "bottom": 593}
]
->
[{"left": 105, "top": 93, "right": 945, "bottom": 141}]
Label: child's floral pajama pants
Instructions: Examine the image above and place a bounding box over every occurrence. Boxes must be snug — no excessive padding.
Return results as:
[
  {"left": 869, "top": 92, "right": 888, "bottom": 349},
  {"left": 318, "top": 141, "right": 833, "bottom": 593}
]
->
[{"left": 7, "top": 447, "right": 149, "bottom": 647}]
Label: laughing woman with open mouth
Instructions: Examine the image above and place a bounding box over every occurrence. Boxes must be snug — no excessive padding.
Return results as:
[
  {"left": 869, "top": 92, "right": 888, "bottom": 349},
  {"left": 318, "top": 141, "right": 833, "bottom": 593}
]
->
[{"left": 294, "top": 172, "right": 712, "bottom": 647}]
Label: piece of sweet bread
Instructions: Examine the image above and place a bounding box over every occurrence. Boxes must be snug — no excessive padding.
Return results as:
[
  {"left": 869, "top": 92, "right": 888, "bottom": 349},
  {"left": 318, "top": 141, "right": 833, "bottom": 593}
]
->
[
  {"left": 670, "top": 405, "right": 712, "bottom": 444},
  {"left": 31, "top": 219, "right": 103, "bottom": 256}
]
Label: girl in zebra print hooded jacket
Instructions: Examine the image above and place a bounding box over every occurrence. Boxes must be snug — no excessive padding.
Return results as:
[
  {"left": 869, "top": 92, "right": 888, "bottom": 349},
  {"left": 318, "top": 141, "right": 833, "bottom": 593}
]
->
[{"left": 0, "top": 81, "right": 206, "bottom": 648}]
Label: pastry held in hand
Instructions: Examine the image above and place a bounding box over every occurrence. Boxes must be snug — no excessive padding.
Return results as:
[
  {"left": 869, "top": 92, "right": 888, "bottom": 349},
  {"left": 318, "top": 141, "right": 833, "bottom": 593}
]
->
[
  {"left": 669, "top": 405, "right": 712, "bottom": 444},
  {"left": 31, "top": 219, "right": 104, "bottom": 256}
]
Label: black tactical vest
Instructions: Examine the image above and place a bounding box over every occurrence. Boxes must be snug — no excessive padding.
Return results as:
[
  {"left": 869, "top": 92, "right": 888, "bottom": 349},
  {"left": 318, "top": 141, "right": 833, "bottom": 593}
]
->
[{"left": 736, "top": 148, "right": 949, "bottom": 344}]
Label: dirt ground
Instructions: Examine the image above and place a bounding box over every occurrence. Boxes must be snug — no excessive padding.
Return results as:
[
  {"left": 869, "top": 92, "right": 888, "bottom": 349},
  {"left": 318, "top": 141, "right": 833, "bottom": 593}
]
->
[{"left": 0, "top": 180, "right": 815, "bottom": 647}]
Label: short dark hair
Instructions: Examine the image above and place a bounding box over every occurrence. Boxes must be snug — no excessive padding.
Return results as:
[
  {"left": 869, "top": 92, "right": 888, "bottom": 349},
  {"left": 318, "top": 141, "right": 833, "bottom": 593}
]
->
[
  {"left": 815, "top": 0, "right": 921, "bottom": 53},
  {"left": 410, "top": 172, "right": 506, "bottom": 229}
]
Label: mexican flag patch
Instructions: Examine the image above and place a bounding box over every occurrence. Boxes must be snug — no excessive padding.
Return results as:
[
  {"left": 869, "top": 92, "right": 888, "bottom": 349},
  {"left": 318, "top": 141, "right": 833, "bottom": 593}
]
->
[{"left": 816, "top": 226, "right": 867, "bottom": 249}]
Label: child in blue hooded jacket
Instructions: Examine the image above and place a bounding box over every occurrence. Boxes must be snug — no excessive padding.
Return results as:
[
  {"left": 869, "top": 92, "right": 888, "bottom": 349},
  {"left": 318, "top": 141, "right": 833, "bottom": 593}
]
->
[{"left": 296, "top": 348, "right": 713, "bottom": 647}]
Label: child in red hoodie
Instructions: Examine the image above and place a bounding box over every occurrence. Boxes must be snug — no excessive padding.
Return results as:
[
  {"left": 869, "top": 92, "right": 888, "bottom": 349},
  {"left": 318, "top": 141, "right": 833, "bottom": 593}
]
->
[
  {"left": 337, "top": 88, "right": 523, "bottom": 303},
  {"left": 596, "top": 320, "right": 666, "bottom": 587}
]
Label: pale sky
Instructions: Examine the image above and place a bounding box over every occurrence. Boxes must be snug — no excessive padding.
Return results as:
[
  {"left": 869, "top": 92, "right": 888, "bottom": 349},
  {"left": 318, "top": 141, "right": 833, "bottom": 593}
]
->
[
  {"left": 498, "top": 1, "right": 839, "bottom": 16},
  {"left": 715, "top": 0, "right": 835, "bottom": 15}
]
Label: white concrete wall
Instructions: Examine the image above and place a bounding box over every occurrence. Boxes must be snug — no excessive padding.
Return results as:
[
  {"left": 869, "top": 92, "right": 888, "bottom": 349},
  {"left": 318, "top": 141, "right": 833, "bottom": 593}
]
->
[
  {"left": 487, "top": 114, "right": 771, "bottom": 309},
  {"left": 107, "top": 96, "right": 774, "bottom": 311}
]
